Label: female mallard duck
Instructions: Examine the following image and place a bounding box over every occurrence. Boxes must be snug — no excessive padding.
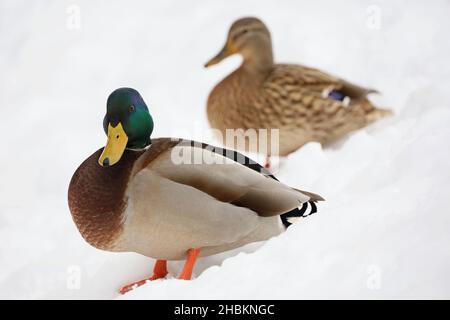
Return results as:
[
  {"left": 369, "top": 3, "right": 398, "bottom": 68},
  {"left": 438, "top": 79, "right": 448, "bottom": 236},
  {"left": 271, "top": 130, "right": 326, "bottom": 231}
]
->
[
  {"left": 68, "top": 88, "right": 323, "bottom": 294},
  {"left": 205, "top": 17, "right": 392, "bottom": 166}
]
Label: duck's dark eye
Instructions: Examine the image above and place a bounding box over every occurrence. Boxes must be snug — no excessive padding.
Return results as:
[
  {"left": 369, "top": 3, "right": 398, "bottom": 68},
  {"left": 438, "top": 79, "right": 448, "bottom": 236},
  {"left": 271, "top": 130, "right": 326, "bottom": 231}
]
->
[
  {"left": 237, "top": 29, "right": 249, "bottom": 38},
  {"left": 129, "top": 105, "right": 135, "bottom": 113},
  {"left": 233, "top": 28, "right": 250, "bottom": 41}
]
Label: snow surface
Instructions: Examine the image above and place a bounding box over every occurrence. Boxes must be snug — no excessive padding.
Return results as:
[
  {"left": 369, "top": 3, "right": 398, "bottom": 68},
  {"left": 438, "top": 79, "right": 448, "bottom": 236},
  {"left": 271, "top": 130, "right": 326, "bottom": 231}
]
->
[{"left": 1, "top": 0, "right": 450, "bottom": 299}]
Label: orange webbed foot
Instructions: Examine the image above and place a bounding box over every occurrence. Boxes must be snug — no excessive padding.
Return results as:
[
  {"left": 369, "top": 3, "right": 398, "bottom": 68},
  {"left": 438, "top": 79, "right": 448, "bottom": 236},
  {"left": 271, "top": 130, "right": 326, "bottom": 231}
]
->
[{"left": 119, "top": 259, "right": 168, "bottom": 294}]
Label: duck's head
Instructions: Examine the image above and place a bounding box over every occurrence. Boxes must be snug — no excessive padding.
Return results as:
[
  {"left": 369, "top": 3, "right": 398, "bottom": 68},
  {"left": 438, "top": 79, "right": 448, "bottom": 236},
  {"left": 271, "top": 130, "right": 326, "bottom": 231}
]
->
[
  {"left": 98, "top": 88, "right": 154, "bottom": 167},
  {"left": 205, "top": 17, "right": 273, "bottom": 68}
]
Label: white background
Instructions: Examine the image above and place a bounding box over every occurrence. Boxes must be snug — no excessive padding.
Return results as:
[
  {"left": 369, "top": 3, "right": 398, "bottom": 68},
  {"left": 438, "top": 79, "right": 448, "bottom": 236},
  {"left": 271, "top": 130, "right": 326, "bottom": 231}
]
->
[{"left": 0, "top": 0, "right": 449, "bottom": 299}]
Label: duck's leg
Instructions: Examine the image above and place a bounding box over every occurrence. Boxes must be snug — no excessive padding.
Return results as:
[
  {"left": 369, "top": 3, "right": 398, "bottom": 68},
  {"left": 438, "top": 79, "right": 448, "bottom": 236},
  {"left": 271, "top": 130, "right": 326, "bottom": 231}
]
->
[
  {"left": 179, "top": 248, "right": 200, "bottom": 280},
  {"left": 149, "top": 259, "right": 169, "bottom": 280},
  {"left": 119, "top": 259, "right": 168, "bottom": 294},
  {"left": 264, "top": 155, "right": 271, "bottom": 170}
]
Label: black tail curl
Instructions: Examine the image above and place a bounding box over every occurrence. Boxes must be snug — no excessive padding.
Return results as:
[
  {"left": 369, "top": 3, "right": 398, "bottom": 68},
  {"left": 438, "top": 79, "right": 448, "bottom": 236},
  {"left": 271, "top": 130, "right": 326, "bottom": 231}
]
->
[{"left": 280, "top": 201, "right": 318, "bottom": 228}]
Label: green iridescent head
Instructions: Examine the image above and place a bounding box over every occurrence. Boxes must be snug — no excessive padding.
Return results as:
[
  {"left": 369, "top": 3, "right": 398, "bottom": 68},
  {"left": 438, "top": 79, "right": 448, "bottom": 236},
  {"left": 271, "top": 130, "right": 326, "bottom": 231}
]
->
[{"left": 99, "top": 88, "right": 154, "bottom": 167}]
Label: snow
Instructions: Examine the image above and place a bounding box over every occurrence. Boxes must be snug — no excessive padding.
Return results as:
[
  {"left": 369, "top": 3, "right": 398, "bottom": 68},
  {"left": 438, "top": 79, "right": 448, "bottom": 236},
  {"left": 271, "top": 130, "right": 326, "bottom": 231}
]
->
[{"left": 1, "top": 0, "right": 450, "bottom": 299}]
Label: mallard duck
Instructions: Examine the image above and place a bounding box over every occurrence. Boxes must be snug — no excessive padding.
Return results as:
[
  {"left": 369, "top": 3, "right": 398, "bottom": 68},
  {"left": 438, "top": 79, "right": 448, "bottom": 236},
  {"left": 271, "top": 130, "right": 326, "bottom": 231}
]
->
[
  {"left": 68, "top": 88, "right": 323, "bottom": 294},
  {"left": 205, "top": 17, "right": 392, "bottom": 167}
]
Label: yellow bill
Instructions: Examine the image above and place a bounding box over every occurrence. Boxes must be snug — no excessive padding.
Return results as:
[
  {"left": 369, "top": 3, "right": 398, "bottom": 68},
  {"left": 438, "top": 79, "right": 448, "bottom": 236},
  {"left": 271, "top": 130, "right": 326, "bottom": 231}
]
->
[
  {"left": 204, "top": 42, "right": 236, "bottom": 68},
  {"left": 98, "top": 122, "right": 128, "bottom": 167}
]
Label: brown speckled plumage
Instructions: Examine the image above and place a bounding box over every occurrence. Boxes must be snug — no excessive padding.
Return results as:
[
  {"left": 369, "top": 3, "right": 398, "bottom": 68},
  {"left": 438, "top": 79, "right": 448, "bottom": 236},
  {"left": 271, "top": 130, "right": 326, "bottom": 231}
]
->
[
  {"left": 67, "top": 139, "right": 181, "bottom": 251},
  {"left": 68, "top": 148, "right": 144, "bottom": 250},
  {"left": 206, "top": 17, "right": 392, "bottom": 156}
]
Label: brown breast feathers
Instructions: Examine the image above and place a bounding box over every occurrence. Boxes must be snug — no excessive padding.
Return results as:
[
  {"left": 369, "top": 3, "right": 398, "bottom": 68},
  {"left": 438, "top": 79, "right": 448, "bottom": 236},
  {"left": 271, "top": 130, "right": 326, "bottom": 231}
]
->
[{"left": 68, "top": 148, "right": 144, "bottom": 250}]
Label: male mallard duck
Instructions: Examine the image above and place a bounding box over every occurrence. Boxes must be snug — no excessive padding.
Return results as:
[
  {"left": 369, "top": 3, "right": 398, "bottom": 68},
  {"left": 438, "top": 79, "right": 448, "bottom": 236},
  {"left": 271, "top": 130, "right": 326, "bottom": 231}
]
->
[
  {"left": 68, "top": 88, "right": 323, "bottom": 294},
  {"left": 205, "top": 17, "right": 392, "bottom": 167}
]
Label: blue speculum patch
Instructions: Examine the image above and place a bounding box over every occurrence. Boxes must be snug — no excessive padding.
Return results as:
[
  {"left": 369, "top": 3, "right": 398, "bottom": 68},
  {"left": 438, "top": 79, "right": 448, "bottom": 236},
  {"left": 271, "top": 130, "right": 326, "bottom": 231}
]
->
[{"left": 328, "top": 90, "right": 346, "bottom": 101}]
